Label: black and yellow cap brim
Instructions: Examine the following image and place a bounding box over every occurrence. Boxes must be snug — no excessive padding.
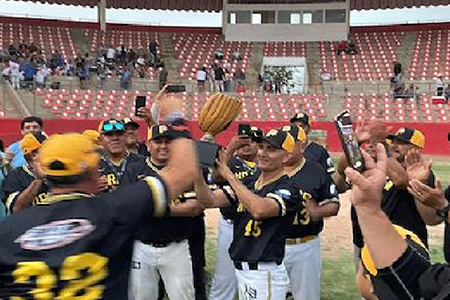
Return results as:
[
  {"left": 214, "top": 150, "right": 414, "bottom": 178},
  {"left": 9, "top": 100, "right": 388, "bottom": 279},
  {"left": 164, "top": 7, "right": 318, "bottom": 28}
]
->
[
  {"left": 21, "top": 132, "right": 47, "bottom": 155},
  {"left": 147, "top": 125, "right": 170, "bottom": 141}
]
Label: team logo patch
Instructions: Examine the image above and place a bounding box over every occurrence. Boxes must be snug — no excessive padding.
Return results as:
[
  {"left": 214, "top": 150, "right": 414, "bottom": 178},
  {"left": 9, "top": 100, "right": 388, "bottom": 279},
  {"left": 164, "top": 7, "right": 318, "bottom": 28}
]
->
[
  {"left": 274, "top": 189, "right": 292, "bottom": 200},
  {"left": 131, "top": 261, "right": 141, "bottom": 270},
  {"left": 15, "top": 219, "right": 96, "bottom": 251}
]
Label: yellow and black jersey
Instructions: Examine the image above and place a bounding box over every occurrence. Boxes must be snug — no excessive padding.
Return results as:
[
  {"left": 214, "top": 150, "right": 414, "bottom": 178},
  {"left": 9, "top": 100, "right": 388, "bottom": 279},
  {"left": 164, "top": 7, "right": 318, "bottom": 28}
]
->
[
  {"left": 221, "top": 173, "right": 299, "bottom": 264},
  {"left": 303, "top": 141, "right": 335, "bottom": 174},
  {"left": 99, "top": 152, "right": 145, "bottom": 192},
  {"left": 123, "top": 158, "right": 198, "bottom": 245},
  {"left": 220, "top": 157, "right": 259, "bottom": 221},
  {"left": 351, "top": 173, "right": 434, "bottom": 249},
  {"left": 0, "top": 164, "right": 49, "bottom": 213},
  {"left": 0, "top": 176, "right": 168, "bottom": 299},
  {"left": 286, "top": 159, "right": 339, "bottom": 239}
]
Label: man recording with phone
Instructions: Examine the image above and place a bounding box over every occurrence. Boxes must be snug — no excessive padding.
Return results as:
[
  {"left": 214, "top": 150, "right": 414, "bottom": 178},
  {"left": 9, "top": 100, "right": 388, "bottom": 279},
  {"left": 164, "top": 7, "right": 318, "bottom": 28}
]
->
[
  {"left": 209, "top": 125, "right": 262, "bottom": 300},
  {"left": 195, "top": 129, "right": 300, "bottom": 300},
  {"left": 346, "top": 144, "right": 450, "bottom": 300}
]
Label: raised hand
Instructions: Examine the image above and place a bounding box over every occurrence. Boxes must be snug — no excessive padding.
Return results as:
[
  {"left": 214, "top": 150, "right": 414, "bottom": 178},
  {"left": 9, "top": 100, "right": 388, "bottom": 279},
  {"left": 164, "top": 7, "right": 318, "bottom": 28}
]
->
[
  {"left": 405, "top": 149, "right": 431, "bottom": 183},
  {"left": 408, "top": 178, "right": 448, "bottom": 211},
  {"left": 345, "top": 144, "right": 388, "bottom": 209}
]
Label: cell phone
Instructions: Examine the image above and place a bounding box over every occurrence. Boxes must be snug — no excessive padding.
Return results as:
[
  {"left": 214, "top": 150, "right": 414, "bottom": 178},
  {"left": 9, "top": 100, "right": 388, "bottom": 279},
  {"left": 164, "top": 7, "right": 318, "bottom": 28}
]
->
[
  {"left": 238, "top": 123, "right": 251, "bottom": 136},
  {"left": 166, "top": 85, "right": 186, "bottom": 93},
  {"left": 135, "top": 96, "right": 147, "bottom": 117},
  {"left": 196, "top": 140, "right": 220, "bottom": 168},
  {"left": 334, "top": 110, "right": 365, "bottom": 172}
]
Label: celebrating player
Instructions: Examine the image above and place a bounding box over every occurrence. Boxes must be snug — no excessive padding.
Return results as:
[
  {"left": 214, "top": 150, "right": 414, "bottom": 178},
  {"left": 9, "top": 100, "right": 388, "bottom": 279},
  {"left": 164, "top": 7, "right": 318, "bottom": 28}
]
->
[
  {"left": 195, "top": 129, "right": 300, "bottom": 300},
  {"left": 282, "top": 125, "right": 340, "bottom": 300},
  {"left": 0, "top": 89, "right": 199, "bottom": 299},
  {"left": 124, "top": 124, "right": 202, "bottom": 300},
  {"left": 1, "top": 132, "right": 48, "bottom": 213}
]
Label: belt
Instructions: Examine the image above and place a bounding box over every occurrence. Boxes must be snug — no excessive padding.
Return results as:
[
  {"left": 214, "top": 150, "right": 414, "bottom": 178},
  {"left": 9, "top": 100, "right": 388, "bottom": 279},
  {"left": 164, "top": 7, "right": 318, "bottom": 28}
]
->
[
  {"left": 234, "top": 261, "right": 281, "bottom": 271},
  {"left": 285, "top": 235, "right": 317, "bottom": 245},
  {"left": 142, "top": 239, "right": 184, "bottom": 248}
]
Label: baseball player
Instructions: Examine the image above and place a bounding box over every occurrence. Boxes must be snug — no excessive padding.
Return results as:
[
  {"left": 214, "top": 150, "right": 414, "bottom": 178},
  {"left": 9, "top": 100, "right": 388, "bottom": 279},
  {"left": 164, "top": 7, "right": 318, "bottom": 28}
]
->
[
  {"left": 0, "top": 92, "right": 199, "bottom": 299},
  {"left": 124, "top": 125, "right": 201, "bottom": 300},
  {"left": 97, "top": 118, "right": 145, "bottom": 193},
  {"left": 209, "top": 126, "right": 262, "bottom": 300},
  {"left": 123, "top": 117, "right": 150, "bottom": 156},
  {"left": 1, "top": 132, "right": 48, "bottom": 213},
  {"left": 282, "top": 125, "right": 340, "bottom": 300},
  {"left": 195, "top": 129, "right": 300, "bottom": 300},
  {"left": 290, "top": 112, "right": 335, "bottom": 174}
]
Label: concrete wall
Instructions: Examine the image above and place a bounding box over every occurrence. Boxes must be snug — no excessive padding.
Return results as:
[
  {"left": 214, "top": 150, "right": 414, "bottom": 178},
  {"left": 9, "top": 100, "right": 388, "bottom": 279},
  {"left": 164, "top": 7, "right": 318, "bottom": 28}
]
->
[{"left": 223, "top": 1, "right": 349, "bottom": 42}]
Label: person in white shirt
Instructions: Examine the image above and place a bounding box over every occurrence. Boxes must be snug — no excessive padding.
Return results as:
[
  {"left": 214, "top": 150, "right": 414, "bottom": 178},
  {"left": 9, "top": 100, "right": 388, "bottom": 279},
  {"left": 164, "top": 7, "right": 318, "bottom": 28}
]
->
[
  {"left": 107, "top": 47, "right": 116, "bottom": 63},
  {"left": 9, "top": 60, "right": 20, "bottom": 89},
  {"left": 196, "top": 67, "right": 207, "bottom": 92},
  {"left": 436, "top": 74, "right": 445, "bottom": 96}
]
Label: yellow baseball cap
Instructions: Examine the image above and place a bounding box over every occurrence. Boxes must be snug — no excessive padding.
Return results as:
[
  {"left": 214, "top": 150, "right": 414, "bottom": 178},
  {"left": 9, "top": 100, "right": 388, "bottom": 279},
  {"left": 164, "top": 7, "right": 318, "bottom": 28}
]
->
[
  {"left": 40, "top": 133, "right": 100, "bottom": 177},
  {"left": 21, "top": 132, "right": 47, "bottom": 155},
  {"left": 387, "top": 127, "right": 425, "bottom": 149},
  {"left": 262, "top": 129, "right": 295, "bottom": 153},
  {"left": 82, "top": 129, "right": 100, "bottom": 143},
  {"left": 361, "top": 225, "right": 427, "bottom": 276},
  {"left": 281, "top": 125, "right": 307, "bottom": 143}
]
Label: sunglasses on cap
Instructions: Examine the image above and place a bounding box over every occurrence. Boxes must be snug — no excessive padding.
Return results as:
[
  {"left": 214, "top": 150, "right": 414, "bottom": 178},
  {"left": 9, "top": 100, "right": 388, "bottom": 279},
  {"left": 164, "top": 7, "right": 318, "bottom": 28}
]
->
[{"left": 102, "top": 123, "right": 125, "bottom": 132}]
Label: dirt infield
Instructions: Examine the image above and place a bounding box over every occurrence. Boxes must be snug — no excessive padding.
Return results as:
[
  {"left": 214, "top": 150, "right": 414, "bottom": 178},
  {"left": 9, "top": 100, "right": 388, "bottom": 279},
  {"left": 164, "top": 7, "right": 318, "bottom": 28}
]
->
[{"left": 205, "top": 190, "right": 445, "bottom": 258}]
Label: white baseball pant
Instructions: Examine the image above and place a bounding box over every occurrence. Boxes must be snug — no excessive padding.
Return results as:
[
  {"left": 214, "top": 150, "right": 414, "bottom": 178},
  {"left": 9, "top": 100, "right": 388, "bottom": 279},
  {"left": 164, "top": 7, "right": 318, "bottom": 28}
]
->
[
  {"left": 11, "top": 74, "right": 20, "bottom": 89},
  {"left": 129, "top": 239, "right": 195, "bottom": 300},
  {"left": 235, "top": 262, "right": 289, "bottom": 300},
  {"left": 284, "top": 237, "right": 321, "bottom": 300},
  {"left": 209, "top": 217, "right": 237, "bottom": 300}
]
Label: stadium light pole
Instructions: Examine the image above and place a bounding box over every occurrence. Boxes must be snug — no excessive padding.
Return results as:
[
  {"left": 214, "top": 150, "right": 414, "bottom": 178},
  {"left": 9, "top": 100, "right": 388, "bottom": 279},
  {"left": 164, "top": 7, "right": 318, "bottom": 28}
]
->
[{"left": 98, "top": 0, "right": 106, "bottom": 32}]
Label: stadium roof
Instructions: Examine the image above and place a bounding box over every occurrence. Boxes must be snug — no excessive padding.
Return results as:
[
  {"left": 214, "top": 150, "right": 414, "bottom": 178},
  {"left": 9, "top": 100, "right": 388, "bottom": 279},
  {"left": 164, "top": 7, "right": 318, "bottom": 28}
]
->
[{"left": 14, "top": 0, "right": 450, "bottom": 11}]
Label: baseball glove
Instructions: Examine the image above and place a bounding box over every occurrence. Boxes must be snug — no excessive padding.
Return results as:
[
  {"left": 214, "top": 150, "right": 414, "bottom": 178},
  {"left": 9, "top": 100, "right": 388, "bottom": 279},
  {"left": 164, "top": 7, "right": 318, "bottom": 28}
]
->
[{"left": 198, "top": 93, "right": 242, "bottom": 136}]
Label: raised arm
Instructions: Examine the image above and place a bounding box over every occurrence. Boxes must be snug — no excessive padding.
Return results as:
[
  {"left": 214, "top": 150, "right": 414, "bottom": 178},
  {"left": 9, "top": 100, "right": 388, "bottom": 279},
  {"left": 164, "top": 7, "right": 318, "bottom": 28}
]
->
[{"left": 194, "top": 173, "right": 231, "bottom": 209}]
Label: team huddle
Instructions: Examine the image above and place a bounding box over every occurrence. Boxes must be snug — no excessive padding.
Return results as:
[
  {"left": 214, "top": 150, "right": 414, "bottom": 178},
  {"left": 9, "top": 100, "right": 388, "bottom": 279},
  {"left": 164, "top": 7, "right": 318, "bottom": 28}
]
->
[{"left": 0, "top": 88, "right": 442, "bottom": 300}]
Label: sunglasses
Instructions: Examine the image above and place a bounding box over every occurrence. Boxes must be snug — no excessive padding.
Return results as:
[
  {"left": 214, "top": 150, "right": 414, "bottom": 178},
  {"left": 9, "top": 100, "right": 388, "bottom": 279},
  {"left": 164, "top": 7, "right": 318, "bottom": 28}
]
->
[{"left": 102, "top": 123, "right": 125, "bottom": 132}]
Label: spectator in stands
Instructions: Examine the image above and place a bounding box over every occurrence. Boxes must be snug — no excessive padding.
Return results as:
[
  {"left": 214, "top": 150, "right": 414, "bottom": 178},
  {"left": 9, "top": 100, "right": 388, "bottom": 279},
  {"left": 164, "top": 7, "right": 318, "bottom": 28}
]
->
[
  {"left": 19, "top": 41, "right": 28, "bottom": 55},
  {"left": 28, "top": 42, "right": 38, "bottom": 54},
  {"left": 214, "top": 49, "right": 224, "bottom": 60},
  {"left": 213, "top": 64, "right": 225, "bottom": 92},
  {"left": 107, "top": 46, "right": 116, "bottom": 63},
  {"left": 4, "top": 116, "right": 43, "bottom": 170},
  {"left": 232, "top": 49, "right": 242, "bottom": 61},
  {"left": 392, "top": 61, "right": 403, "bottom": 85},
  {"left": 149, "top": 40, "right": 159, "bottom": 64},
  {"left": 35, "top": 66, "right": 51, "bottom": 88},
  {"left": 235, "top": 68, "right": 246, "bottom": 91},
  {"left": 405, "top": 83, "right": 419, "bottom": 102},
  {"left": 337, "top": 40, "right": 349, "bottom": 56},
  {"left": 436, "top": 74, "right": 445, "bottom": 96},
  {"left": 8, "top": 44, "right": 19, "bottom": 58},
  {"left": 348, "top": 40, "right": 358, "bottom": 55},
  {"left": 96, "top": 63, "right": 107, "bottom": 88},
  {"left": 22, "top": 60, "right": 35, "bottom": 89},
  {"left": 223, "top": 66, "right": 231, "bottom": 92},
  {"left": 64, "top": 60, "right": 75, "bottom": 76},
  {"left": 121, "top": 67, "right": 132, "bottom": 90},
  {"left": 274, "top": 72, "right": 282, "bottom": 94},
  {"left": 444, "top": 84, "right": 450, "bottom": 101},
  {"left": 159, "top": 64, "right": 168, "bottom": 90},
  {"left": 136, "top": 56, "right": 146, "bottom": 78},
  {"left": 8, "top": 59, "right": 21, "bottom": 90},
  {"left": 76, "top": 56, "right": 88, "bottom": 89},
  {"left": 196, "top": 67, "right": 207, "bottom": 92}
]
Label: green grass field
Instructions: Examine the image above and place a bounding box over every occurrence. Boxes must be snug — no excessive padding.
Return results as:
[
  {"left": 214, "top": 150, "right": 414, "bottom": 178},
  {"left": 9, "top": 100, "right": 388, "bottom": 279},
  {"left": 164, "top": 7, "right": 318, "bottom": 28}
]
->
[{"left": 202, "top": 160, "right": 450, "bottom": 300}]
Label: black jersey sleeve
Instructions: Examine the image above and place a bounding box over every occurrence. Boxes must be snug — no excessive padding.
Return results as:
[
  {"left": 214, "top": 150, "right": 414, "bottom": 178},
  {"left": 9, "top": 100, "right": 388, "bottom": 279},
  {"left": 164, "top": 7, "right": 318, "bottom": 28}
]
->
[
  {"left": 266, "top": 182, "right": 300, "bottom": 217},
  {"left": 317, "top": 172, "right": 340, "bottom": 205},
  {"left": 1, "top": 171, "right": 23, "bottom": 212},
  {"left": 102, "top": 175, "right": 169, "bottom": 226}
]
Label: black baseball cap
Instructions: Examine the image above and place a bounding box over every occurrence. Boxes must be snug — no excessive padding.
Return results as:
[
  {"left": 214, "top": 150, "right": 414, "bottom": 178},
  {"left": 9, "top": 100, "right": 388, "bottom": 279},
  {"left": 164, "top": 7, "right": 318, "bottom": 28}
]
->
[
  {"left": 250, "top": 126, "right": 264, "bottom": 142},
  {"left": 387, "top": 127, "right": 425, "bottom": 149},
  {"left": 122, "top": 117, "right": 140, "bottom": 130},
  {"left": 261, "top": 129, "right": 295, "bottom": 153},
  {"left": 290, "top": 112, "right": 311, "bottom": 127},
  {"left": 98, "top": 119, "right": 125, "bottom": 134},
  {"left": 147, "top": 125, "right": 170, "bottom": 141}
]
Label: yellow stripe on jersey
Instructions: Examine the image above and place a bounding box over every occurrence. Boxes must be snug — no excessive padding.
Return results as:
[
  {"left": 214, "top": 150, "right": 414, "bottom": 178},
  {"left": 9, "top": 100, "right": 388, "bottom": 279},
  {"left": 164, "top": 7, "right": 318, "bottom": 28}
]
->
[
  {"left": 266, "top": 193, "right": 286, "bottom": 217},
  {"left": 142, "top": 176, "right": 167, "bottom": 217},
  {"left": 5, "top": 191, "right": 20, "bottom": 212}
]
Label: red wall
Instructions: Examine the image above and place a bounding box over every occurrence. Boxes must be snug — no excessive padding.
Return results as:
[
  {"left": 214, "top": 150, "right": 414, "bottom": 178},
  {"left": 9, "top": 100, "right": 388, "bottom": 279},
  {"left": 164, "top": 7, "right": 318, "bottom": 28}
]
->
[{"left": 1, "top": 119, "right": 449, "bottom": 155}]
